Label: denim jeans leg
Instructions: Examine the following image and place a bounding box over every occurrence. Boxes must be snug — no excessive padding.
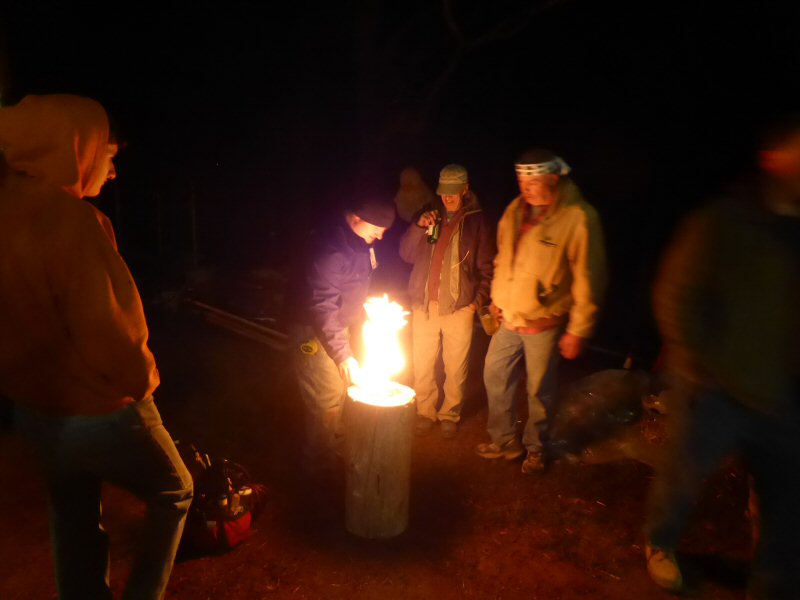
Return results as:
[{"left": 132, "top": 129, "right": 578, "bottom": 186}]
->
[
  {"left": 15, "top": 399, "right": 191, "bottom": 600},
  {"left": 645, "top": 388, "right": 740, "bottom": 551},
  {"left": 117, "top": 399, "right": 194, "bottom": 600},
  {"left": 14, "top": 410, "right": 113, "bottom": 600},
  {"left": 48, "top": 474, "right": 113, "bottom": 600},
  {"left": 519, "top": 328, "right": 560, "bottom": 453},
  {"left": 746, "top": 412, "right": 800, "bottom": 600},
  {"left": 484, "top": 326, "right": 525, "bottom": 445}
]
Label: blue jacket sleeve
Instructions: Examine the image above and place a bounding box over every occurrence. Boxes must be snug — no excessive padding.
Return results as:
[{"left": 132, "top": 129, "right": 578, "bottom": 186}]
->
[{"left": 307, "top": 249, "right": 352, "bottom": 365}]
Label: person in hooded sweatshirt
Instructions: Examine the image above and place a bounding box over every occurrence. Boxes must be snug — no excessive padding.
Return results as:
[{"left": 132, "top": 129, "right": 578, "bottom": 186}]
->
[{"left": 0, "top": 94, "right": 193, "bottom": 600}]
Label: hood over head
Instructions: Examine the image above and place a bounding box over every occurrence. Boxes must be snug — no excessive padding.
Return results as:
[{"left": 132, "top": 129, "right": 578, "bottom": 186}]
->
[{"left": 0, "top": 94, "right": 115, "bottom": 198}]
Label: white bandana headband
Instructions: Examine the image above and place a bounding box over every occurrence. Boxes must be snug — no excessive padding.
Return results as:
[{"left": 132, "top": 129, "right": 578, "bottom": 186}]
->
[{"left": 515, "top": 156, "right": 571, "bottom": 177}]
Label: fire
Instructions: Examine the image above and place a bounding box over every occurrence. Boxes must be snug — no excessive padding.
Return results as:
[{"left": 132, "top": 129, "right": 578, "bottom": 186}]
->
[
  {"left": 360, "top": 294, "right": 408, "bottom": 384},
  {"left": 349, "top": 294, "right": 415, "bottom": 407}
]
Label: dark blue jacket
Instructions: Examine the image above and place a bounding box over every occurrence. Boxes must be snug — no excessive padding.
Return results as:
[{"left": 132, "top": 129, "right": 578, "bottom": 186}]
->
[{"left": 286, "top": 220, "right": 373, "bottom": 365}]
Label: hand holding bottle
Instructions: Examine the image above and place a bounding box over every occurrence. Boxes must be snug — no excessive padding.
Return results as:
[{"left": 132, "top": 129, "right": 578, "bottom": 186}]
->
[
  {"left": 416, "top": 210, "right": 439, "bottom": 228},
  {"left": 416, "top": 210, "right": 441, "bottom": 243}
]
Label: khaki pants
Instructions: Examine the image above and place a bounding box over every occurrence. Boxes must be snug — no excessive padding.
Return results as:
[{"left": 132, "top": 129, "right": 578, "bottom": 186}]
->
[
  {"left": 288, "top": 324, "right": 348, "bottom": 473},
  {"left": 412, "top": 303, "right": 475, "bottom": 423}
]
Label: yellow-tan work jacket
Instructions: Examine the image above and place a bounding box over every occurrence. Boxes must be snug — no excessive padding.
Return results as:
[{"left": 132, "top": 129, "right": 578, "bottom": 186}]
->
[{"left": 491, "top": 178, "right": 607, "bottom": 338}]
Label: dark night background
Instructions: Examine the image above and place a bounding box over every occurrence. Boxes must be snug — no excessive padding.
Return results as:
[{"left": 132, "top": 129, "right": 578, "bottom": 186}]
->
[{"left": 3, "top": 0, "right": 800, "bottom": 364}]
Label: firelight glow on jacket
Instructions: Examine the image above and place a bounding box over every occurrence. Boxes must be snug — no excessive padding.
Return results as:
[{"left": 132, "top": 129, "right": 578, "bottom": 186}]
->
[
  {"left": 285, "top": 219, "right": 374, "bottom": 365},
  {"left": 0, "top": 95, "right": 159, "bottom": 416},
  {"left": 491, "top": 178, "right": 607, "bottom": 337}
]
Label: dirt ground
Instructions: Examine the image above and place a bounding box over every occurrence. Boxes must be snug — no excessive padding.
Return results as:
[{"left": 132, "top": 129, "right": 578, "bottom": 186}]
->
[{"left": 0, "top": 305, "right": 754, "bottom": 599}]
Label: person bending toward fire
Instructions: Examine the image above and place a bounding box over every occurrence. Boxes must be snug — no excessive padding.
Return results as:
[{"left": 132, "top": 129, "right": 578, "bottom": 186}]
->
[{"left": 284, "top": 199, "right": 395, "bottom": 478}]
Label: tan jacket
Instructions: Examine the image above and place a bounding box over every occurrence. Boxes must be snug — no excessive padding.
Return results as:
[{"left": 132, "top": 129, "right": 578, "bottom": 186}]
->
[
  {"left": 0, "top": 95, "right": 158, "bottom": 416},
  {"left": 491, "top": 178, "right": 607, "bottom": 337}
]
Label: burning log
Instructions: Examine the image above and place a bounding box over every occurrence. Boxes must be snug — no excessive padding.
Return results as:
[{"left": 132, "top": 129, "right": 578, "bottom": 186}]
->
[
  {"left": 344, "top": 295, "right": 415, "bottom": 538},
  {"left": 345, "top": 383, "right": 415, "bottom": 538}
]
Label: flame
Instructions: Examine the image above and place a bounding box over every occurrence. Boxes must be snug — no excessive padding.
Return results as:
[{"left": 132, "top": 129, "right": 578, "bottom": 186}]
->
[{"left": 349, "top": 294, "right": 414, "bottom": 407}]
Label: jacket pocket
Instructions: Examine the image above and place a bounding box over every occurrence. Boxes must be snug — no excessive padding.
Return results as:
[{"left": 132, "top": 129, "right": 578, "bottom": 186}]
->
[{"left": 536, "top": 279, "right": 560, "bottom": 307}]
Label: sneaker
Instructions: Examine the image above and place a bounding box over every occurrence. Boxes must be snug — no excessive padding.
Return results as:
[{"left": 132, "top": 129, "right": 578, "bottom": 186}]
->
[
  {"left": 521, "top": 451, "right": 545, "bottom": 474},
  {"left": 415, "top": 417, "right": 435, "bottom": 436},
  {"left": 475, "top": 438, "right": 524, "bottom": 460},
  {"left": 645, "top": 544, "right": 683, "bottom": 592},
  {"left": 440, "top": 420, "right": 458, "bottom": 439}
]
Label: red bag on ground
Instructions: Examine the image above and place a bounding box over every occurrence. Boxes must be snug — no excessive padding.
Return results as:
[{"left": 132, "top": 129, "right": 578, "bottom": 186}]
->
[{"left": 177, "top": 443, "right": 268, "bottom": 555}]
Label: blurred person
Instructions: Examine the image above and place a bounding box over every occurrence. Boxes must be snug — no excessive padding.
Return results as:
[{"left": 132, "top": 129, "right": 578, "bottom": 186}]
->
[
  {"left": 0, "top": 94, "right": 193, "bottom": 600},
  {"left": 644, "top": 116, "right": 800, "bottom": 598},
  {"left": 476, "top": 149, "right": 607, "bottom": 474},
  {"left": 285, "top": 200, "right": 395, "bottom": 476},
  {"left": 393, "top": 166, "right": 435, "bottom": 223},
  {"left": 399, "top": 164, "right": 494, "bottom": 438}
]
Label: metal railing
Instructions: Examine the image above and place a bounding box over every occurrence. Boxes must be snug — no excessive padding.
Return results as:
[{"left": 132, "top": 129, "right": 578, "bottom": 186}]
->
[{"left": 186, "top": 299, "right": 288, "bottom": 351}]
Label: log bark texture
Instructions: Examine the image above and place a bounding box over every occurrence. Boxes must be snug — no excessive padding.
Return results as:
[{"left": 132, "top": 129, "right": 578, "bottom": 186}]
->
[{"left": 344, "top": 394, "right": 415, "bottom": 538}]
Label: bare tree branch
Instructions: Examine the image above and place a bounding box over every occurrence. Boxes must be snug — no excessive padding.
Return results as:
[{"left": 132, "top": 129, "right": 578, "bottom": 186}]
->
[
  {"left": 417, "top": 0, "right": 576, "bottom": 129},
  {"left": 355, "top": 0, "right": 579, "bottom": 166},
  {"left": 441, "top": 0, "right": 463, "bottom": 41},
  {"left": 473, "top": 0, "right": 579, "bottom": 47}
]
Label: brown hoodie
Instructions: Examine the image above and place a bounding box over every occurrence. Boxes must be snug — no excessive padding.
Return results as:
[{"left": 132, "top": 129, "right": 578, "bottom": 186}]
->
[{"left": 0, "top": 95, "right": 159, "bottom": 416}]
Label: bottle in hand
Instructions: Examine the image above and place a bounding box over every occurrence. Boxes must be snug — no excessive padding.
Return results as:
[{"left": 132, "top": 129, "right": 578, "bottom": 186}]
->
[{"left": 426, "top": 211, "right": 441, "bottom": 244}]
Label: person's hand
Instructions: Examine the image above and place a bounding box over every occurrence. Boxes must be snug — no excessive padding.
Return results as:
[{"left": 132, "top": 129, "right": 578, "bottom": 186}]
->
[
  {"left": 559, "top": 333, "right": 585, "bottom": 360},
  {"left": 489, "top": 302, "right": 503, "bottom": 323},
  {"left": 338, "top": 356, "right": 360, "bottom": 386},
  {"left": 416, "top": 210, "right": 438, "bottom": 228}
]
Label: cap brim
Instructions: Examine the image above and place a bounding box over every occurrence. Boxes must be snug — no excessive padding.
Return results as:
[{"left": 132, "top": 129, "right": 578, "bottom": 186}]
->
[{"left": 437, "top": 183, "right": 467, "bottom": 195}]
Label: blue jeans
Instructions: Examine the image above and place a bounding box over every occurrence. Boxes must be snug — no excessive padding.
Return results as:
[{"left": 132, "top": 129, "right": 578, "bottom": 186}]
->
[
  {"left": 483, "top": 326, "right": 560, "bottom": 452},
  {"left": 16, "top": 397, "right": 193, "bottom": 600},
  {"left": 645, "top": 385, "right": 800, "bottom": 600},
  {"left": 288, "top": 324, "right": 349, "bottom": 472}
]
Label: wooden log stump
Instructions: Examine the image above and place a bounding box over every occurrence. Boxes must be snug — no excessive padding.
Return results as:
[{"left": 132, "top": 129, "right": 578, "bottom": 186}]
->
[{"left": 344, "top": 383, "right": 415, "bottom": 538}]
